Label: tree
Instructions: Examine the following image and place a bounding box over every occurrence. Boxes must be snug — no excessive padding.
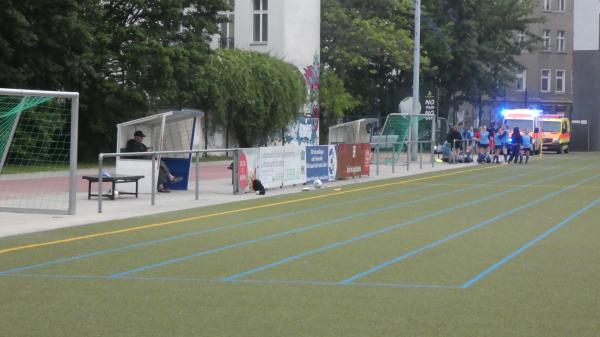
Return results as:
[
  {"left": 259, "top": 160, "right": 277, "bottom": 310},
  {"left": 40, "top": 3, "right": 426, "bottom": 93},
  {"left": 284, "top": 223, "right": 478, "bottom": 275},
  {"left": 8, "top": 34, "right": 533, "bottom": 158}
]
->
[
  {"left": 421, "top": 0, "right": 540, "bottom": 121},
  {"left": 198, "top": 49, "right": 306, "bottom": 148},
  {"left": 0, "top": 0, "right": 228, "bottom": 160},
  {"left": 321, "top": 0, "right": 416, "bottom": 123},
  {"left": 319, "top": 68, "right": 358, "bottom": 142}
]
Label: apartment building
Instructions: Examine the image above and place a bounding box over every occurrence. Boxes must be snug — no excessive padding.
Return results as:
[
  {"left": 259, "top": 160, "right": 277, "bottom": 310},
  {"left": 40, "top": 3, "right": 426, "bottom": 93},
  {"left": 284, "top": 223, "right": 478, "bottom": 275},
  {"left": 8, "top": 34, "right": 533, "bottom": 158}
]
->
[
  {"left": 482, "top": 0, "right": 574, "bottom": 122},
  {"left": 572, "top": 0, "right": 600, "bottom": 150}
]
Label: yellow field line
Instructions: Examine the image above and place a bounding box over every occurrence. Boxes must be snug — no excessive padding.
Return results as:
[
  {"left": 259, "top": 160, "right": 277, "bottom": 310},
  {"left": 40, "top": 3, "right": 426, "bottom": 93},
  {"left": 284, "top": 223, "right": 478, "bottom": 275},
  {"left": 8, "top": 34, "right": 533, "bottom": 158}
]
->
[{"left": 0, "top": 165, "right": 499, "bottom": 255}]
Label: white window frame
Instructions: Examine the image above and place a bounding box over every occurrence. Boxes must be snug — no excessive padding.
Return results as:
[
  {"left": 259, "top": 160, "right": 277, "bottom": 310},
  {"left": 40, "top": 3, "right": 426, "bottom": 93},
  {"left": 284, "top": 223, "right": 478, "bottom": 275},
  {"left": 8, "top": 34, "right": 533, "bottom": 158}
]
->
[
  {"left": 541, "top": 69, "right": 551, "bottom": 93},
  {"left": 516, "top": 68, "right": 527, "bottom": 91},
  {"left": 557, "top": 0, "right": 565, "bottom": 12},
  {"left": 557, "top": 31, "right": 565, "bottom": 52},
  {"left": 517, "top": 31, "right": 527, "bottom": 46},
  {"left": 543, "top": 0, "right": 551, "bottom": 11},
  {"left": 542, "top": 30, "right": 552, "bottom": 51},
  {"left": 555, "top": 69, "right": 565, "bottom": 93},
  {"left": 252, "top": 0, "right": 268, "bottom": 43}
]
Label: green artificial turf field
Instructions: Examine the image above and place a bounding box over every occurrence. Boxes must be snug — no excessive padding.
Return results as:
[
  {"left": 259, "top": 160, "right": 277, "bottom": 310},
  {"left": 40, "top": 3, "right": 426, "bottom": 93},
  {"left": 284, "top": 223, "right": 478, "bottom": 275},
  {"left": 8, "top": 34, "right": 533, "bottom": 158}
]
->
[{"left": 1, "top": 153, "right": 599, "bottom": 337}]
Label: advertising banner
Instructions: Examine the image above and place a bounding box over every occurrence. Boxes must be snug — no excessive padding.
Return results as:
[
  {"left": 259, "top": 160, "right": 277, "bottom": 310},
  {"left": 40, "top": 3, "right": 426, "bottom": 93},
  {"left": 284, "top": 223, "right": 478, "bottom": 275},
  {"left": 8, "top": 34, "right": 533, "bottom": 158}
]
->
[
  {"left": 237, "top": 148, "right": 259, "bottom": 193},
  {"left": 306, "top": 145, "right": 337, "bottom": 182},
  {"left": 328, "top": 145, "right": 337, "bottom": 182},
  {"left": 336, "top": 144, "right": 370, "bottom": 178},
  {"left": 258, "top": 146, "right": 306, "bottom": 189}
]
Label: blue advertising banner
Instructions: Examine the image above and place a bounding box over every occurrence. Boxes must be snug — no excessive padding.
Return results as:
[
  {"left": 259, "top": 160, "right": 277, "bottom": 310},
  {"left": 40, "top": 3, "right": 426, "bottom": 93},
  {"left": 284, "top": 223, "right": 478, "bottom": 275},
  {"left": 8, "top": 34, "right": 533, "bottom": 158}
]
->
[{"left": 306, "top": 145, "right": 330, "bottom": 182}]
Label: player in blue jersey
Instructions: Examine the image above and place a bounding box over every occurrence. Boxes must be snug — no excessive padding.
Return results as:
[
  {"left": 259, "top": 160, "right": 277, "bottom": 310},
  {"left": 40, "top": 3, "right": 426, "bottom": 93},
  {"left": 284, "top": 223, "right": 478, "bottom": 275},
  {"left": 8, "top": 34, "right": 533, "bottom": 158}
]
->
[{"left": 520, "top": 129, "right": 533, "bottom": 164}]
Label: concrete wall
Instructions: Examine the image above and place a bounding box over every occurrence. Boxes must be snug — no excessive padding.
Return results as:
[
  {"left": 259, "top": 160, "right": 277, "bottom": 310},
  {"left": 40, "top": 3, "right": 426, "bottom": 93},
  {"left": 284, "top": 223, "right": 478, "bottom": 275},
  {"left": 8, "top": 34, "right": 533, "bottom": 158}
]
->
[
  {"left": 234, "top": 0, "right": 320, "bottom": 69},
  {"left": 574, "top": 0, "right": 600, "bottom": 51},
  {"left": 573, "top": 0, "right": 600, "bottom": 150}
]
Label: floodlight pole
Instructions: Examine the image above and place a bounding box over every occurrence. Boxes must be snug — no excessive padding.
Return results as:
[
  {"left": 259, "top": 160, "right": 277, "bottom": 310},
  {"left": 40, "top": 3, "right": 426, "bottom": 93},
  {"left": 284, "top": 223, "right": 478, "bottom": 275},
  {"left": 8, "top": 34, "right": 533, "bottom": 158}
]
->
[{"left": 411, "top": 0, "right": 421, "bottom": 161}]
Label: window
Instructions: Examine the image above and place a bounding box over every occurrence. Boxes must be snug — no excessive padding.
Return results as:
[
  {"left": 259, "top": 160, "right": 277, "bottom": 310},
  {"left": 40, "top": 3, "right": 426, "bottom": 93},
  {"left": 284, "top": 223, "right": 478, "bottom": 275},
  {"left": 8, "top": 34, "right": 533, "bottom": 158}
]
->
[
  {"left": 541, "top": 69, "right": 551, "bottom": 92},
  {"left": 557, "top": 0, "right": 565, "bottom": 11},
  {"left": 253, "top": 0, "right": 268, "bottom": 43},
  {"left": 556, "top": 70, "right": 565, "bottom": 93},
  {"left": 516, "top": 68, "right": 527, "bottom": 91},
  {"left": 542, "top": 30, "right": 551, "bottom": 51},
  {"left": 557, "top": 31, "right": 565, "bottom": 52},
  {"left": 218, "top": 0, "right": 235, "bottom": 49},
  {"left": 543, "top": 0, "right": 551, "bottom": 10}
]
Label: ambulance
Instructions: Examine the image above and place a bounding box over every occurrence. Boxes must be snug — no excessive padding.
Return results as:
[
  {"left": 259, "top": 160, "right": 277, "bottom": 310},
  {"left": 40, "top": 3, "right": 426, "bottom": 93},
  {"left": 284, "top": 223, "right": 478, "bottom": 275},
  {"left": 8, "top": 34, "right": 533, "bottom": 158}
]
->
[
  {"left": 501, "top": 109, "right": 542, "bottom": 153},
  {"left": 540, "top": 114, "right": 570, "bottom": 154}
]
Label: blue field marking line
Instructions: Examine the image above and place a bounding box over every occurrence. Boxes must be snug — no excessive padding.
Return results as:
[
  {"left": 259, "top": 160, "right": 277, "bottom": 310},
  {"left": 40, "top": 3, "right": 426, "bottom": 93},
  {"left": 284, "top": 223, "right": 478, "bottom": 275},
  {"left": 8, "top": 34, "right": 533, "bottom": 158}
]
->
[
  {"left": 3, "top": 272, "right": 460, "bottom": 289},
  {"left": 0, "top": 167, "right": 500, "bottom": 276},
  {"left": 221, "top": 162, "right": 595, "bottom": 282},
  {"left": 107, "top": 166, "right": 544, "bottom": 279},
  {"left": 460, "top": 195, "right": 600, "bottom": 289},
  {"left": 338, "top": 170, "right": 600, "bottom": 285}
]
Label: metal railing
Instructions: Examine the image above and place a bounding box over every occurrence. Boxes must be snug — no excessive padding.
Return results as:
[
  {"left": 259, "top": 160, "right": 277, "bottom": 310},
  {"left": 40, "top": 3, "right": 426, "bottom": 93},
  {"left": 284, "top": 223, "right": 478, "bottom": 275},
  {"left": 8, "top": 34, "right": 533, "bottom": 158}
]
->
[
  {"left": 370, "top": 140, "right": 435, "bottom": 175},
  {"left": 97, "top": 149, "right": 237, "bottom": 213}
]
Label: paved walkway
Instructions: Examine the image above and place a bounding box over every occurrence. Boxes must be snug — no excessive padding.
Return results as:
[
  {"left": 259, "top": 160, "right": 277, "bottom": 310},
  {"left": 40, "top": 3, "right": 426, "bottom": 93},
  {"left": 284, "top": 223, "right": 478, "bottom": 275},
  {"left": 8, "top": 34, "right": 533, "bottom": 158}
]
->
[{"left": 0, "top": 161, "right": 476, "bottom": 238}]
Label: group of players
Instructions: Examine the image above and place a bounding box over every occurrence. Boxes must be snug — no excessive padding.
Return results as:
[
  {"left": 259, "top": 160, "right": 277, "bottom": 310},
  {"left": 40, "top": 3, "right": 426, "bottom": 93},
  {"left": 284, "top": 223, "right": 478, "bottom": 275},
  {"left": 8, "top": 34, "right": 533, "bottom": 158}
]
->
[{"left": 447, "top": 123, "right": 533, "bottom": 164}]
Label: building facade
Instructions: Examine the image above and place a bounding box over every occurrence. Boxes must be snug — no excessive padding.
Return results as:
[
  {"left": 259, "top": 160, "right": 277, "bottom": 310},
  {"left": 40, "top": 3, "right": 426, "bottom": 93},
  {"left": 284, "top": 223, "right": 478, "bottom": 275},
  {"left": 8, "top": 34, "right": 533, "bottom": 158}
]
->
[
  {"left": 210, "top": 0, "right": 321, "bottom": 146},
  {"left": 482, "top": 0, "right": 574, "bottom": 123},
  {"left": 572, "top": 0, "right": 600, "bottom": 150}
]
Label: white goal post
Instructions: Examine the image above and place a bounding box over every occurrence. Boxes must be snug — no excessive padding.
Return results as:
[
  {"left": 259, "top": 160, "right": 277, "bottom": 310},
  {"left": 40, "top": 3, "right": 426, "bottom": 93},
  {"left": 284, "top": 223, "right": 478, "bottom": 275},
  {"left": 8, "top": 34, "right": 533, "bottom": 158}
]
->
[{"left": 0, "top": 88, "right": 79, "bottom": 215}]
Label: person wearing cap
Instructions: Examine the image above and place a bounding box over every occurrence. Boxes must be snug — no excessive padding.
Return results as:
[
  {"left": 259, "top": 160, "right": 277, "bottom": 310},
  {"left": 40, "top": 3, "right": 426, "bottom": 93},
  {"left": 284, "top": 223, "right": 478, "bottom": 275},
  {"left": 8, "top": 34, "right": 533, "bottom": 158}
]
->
[{"left": 125, "top": 130, "right": 182, "bottom": 192}]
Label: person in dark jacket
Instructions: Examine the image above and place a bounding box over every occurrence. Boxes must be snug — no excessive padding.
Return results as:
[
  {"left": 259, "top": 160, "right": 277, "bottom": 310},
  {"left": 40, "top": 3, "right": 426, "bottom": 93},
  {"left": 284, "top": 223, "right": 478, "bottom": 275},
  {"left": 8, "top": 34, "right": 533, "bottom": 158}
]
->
[
  {"left": 507, "top": 127, "right": 522, "bottom": 164},
  {"left": 446, "top": 125, "right": 463, "bottom": 161},
  {"left": 125, "top": 130, "right": 181, "bottom": 192}
]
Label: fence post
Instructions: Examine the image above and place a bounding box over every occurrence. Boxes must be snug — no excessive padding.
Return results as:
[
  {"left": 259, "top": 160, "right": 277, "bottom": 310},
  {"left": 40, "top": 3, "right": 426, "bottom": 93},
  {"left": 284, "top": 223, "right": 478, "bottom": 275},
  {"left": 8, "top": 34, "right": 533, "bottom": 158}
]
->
[
  {"left": 233, "top": 149, "right": 240, "bottom": 194},
  {"left": 392, "top": 144, "right": 395, "bottom": 173},
  {"left": 98, "top": 154, "right": 103, "bottom": 213},
  {"left": 195, "top": 151, "right": 200, "bottom": 200},
  {"left": 407, "top": 142, "right": 410, "bottom": 171},
  {"left": 376, "top": 143, "right": 380, "bottom": 176},
  {"left": 419, "top": 142, "right": 423, "bottom": 169},
  {"left": 151, "top": 154, "right": 156, "bottom": 206}
]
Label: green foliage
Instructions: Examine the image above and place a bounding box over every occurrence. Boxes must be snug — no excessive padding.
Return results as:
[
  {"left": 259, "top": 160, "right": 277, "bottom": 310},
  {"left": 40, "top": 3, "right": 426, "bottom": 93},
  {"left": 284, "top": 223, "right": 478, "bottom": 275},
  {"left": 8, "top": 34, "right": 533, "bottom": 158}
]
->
[
  {"left": 322, "top": 0, "right": 540, "bottom": 123},
  {"left": 420, "top": 0, "right": 540, "bottom": 118},
  {"left": 197, "top": 49, "right": 306, "bottom": 148},
  {"left": 319, "top": 68, "right": 358, "bottom": 142},
  {"left": 322, "top": 0, "right": 418, "bottom": 121},
  {"left": 0, "top": 0, "right": 227, "bottom": 160}
]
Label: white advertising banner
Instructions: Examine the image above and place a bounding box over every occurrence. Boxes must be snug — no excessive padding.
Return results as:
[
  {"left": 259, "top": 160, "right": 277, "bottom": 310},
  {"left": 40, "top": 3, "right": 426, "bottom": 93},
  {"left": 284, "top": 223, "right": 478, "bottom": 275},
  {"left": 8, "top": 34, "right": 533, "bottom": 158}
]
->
[{"left": 258, "top": 146, "right": 306, "bottom": 189}]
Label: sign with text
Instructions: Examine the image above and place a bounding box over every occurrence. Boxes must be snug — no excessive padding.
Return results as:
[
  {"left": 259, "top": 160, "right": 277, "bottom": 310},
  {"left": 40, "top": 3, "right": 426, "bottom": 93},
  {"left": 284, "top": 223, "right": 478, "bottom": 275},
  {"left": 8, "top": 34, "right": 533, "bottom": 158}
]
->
[
  {"left": 306, "top": 145, "right": 337, "bottom": 182},
  {"left": 336, "top": 144, "right": 370, "bottom": 178},
  {"left": 423, "top": 90, "right": 436, "bottom": 120}
]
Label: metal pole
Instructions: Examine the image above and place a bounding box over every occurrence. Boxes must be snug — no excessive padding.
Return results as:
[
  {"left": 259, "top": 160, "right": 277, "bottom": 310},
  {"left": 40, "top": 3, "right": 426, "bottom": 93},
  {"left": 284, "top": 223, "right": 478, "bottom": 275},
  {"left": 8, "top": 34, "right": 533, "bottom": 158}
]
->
[
  {"left": 376, "top": 144, "right": 380, "bottom": 175},
  {"left": 233, "top": 149, "right": 240, "bottom": 194},
  {"left": 431, "top": 117, "right": 435, "bottom": 167},
  {"left": 406, "top": 142, "right": 410, "bottom": 171},
  {"left": 68, "top": 94, "right": 79, "bottom": 215},
  {"left": 420, "top": 142, "right": 423, "bottom": 169},
  {"left": 195, "top": 151, "right": 200, "bottom": 200},
  {"left": 392, "top": 144, "right": 396, "bottom": 173},
  {"left": 151, "top": 154, "right": 156, "bottom": 206},
  {"left": 98, "top": 155, "right": 103, "bottom": 213},
  {"left": 411, "top": 0, "right": 421, "bottom": 161}
]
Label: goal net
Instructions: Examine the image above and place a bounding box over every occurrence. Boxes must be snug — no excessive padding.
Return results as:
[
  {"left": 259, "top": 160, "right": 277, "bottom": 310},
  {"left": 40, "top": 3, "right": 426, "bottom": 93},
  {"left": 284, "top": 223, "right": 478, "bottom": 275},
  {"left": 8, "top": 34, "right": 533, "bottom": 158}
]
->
[
  {"left": 0, "top": 88, "right": 79, "bottom": 215},
  {"left": 371, "top": 113, "right": 434, "bottom": 165}
]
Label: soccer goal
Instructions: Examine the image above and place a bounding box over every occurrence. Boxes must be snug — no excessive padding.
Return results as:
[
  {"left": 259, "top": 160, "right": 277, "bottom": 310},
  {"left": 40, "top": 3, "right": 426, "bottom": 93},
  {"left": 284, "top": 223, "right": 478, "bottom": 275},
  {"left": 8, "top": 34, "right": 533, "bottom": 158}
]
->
[{"left": 0, "top": 88, "right": 79, "bottom": 215}]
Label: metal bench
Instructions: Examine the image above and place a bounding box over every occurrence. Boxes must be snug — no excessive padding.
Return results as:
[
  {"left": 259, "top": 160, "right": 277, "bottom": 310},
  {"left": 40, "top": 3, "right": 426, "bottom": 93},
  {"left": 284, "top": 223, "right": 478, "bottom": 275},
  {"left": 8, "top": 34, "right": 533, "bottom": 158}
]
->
[{"left": 82, "top": 175, "right": 144, "bottom": 200}]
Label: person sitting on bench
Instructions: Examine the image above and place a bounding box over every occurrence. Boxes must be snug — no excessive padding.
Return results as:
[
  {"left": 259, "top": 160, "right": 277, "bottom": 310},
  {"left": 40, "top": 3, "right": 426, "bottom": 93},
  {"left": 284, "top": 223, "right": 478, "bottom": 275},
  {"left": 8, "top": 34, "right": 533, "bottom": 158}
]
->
[{"left": 125, "top": 130, "right": 181, "bottom": 193}]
